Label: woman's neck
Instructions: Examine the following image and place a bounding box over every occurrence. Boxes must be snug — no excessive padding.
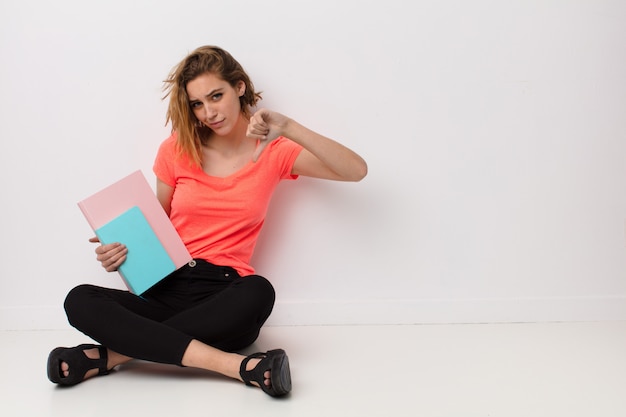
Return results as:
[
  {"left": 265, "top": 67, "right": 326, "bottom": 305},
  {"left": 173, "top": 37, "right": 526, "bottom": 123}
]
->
[{"left": 203, "top": 116, "right": 249, "bottom": 156}]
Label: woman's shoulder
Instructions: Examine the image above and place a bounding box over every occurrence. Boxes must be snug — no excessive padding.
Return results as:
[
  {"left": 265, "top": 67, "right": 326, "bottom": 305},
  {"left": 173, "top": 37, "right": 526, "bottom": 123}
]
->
[
  {"left": 267, "top": 136, "right": 302, "bottom": 154},
  {"left": 154, "top": 131, "right": 192, "bottom": 180},
  {"left": 257, "top": 136, "right": 303, "bottom": 179},
  {"left": 155, "top": 132, "right": 185, "bottom": 161},
  {"left": 158, "top": 132, "right": 178, "bottom": 150}
]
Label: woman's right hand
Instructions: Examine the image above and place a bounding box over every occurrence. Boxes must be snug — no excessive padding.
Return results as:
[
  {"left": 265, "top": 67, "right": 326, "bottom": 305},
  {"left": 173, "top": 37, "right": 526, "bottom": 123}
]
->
[{"left": 89, "top": 237, "right": 127, "bottom": 272}]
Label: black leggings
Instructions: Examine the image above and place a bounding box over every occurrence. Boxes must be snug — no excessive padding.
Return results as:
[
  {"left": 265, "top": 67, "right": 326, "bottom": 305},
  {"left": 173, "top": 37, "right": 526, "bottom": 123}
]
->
[{"left": 63, "top": 259, "right": 275, "bottom": 366}]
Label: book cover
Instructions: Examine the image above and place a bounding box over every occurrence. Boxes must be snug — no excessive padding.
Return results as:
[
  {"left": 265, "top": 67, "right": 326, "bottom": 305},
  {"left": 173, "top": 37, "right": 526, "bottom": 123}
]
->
[
  {"left": 95, "top": 206, "right": 176, "bottom": 294},
  {"left": 78, "top": 170, "right": 192, "bottom": 293}
]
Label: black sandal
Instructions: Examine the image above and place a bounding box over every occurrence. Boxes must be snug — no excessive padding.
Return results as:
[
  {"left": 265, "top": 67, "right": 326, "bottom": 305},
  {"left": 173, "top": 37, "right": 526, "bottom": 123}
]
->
[
  {"left": 239, "top": 349, "right": 292, "bottom": 397},
  {"left": 47, "top": 344, "right": 110, "bottom": 386}
]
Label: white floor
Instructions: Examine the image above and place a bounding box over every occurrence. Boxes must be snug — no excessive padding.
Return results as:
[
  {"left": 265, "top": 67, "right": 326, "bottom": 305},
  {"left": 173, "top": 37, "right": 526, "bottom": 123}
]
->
[{"left": 2, "top": 322, "right": 626, "bottom": 417}]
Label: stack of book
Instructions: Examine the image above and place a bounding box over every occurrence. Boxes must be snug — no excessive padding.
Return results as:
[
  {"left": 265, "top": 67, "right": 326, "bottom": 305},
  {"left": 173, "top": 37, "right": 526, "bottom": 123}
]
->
[{"left": 78, "top": 170, "right": 192, "bottom": 295}]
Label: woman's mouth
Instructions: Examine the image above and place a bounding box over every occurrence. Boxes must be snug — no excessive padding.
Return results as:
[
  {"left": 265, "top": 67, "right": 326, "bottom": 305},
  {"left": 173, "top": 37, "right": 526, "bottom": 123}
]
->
[{"left": 208, "top": 120, "right": 225, "bottom": 129}]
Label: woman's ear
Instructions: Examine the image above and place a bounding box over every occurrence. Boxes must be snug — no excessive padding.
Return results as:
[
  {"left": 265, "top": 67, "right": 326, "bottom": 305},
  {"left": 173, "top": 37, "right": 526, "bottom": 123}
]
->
[{"left": 237, "top": 81, "right": 246, "bottom": 97}]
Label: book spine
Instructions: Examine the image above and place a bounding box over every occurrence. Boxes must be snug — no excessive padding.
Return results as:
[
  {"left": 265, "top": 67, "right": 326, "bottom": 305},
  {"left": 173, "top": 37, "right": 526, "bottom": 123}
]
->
[
  {"left": 77, "top": 202, "right": 97, "bottom": 231},
  {"left": 115, "top": 267, "right": 136, "bottom": 294}
]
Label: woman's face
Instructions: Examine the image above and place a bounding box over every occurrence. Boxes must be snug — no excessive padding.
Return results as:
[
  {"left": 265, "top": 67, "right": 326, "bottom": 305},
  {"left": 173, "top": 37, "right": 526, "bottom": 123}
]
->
[{"left": 186, "top": 72, "right": 245, "bottom": 136}]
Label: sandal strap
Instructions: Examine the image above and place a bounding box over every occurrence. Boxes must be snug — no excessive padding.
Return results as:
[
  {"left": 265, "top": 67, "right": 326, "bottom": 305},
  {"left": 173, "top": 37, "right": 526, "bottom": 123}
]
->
[
  {"left": 92, "top": 345, "right": 109, "bottom": 376},
  {"left": 72, "top": 344, "right": 109, "bottom": 376},
  {"left": 239, "top": 352, "right": 265, "bottom": 387}
]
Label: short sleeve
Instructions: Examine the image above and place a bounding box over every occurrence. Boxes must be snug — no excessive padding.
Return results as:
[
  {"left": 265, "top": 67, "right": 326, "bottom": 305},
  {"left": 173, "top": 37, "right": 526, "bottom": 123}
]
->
[
  {"left": 265, "top": 136, "right": 303, "bottom": 180},
  {"left": 153, "top": 133, "right": 178, "bottom": 187}
]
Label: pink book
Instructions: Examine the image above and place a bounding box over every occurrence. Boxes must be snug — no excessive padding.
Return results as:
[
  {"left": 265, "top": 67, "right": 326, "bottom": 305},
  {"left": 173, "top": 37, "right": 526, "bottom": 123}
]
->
[{"left": 78, "top": 170, "right": 192, "bottom": 291}]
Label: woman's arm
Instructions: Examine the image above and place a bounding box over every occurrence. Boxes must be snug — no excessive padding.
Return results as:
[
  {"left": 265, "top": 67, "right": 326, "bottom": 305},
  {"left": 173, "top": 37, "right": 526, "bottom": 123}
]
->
[
  {"left": 247, "top": 109, "right": 368, "bottom": 182},
  {"left": 156, "top": 178, "right": 175, "bottom": 216}
]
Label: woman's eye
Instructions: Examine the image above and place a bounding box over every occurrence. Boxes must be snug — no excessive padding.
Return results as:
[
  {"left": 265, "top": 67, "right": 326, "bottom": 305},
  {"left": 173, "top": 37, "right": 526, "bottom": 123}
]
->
[
  {"left": 190, "top": 101, "right": 202, "bottom": 109},
  {"left": 212, "top": 93, "right": 223, "bottom": 101}
]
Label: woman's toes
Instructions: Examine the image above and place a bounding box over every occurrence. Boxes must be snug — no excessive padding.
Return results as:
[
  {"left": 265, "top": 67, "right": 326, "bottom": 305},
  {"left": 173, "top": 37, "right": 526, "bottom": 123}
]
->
[
  {"left": 61, "top": 362, "right": 69, "bottom": 377},
  {"left": 264, "top": 370, "right": 271, "bottom": 386}
]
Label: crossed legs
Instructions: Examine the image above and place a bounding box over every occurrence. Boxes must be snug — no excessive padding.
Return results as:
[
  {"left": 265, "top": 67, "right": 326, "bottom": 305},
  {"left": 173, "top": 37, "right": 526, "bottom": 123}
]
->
[{"left": 50, "top": 267, "right": 280, "bottom": 392}]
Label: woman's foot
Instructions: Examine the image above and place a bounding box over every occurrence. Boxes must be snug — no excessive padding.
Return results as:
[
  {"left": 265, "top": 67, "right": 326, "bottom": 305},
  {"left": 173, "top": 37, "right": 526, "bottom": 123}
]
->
[
  {"left": 239, "top": 349, "right": 292, "bottom": 397},
  {"left": 47, "top": 344, "right": 130, "bottom": 386},
  {"left": 181, "top": 340, "right": 291, "bottom": 396},
  {"left": 241, "top": 357, "right": 271, "bottom": 388}
]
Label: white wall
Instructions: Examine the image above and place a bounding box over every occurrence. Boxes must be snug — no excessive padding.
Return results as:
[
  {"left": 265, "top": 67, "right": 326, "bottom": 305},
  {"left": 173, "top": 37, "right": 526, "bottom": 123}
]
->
[{"left": 1, "top": 0, "right": 625, "bottom": 329}]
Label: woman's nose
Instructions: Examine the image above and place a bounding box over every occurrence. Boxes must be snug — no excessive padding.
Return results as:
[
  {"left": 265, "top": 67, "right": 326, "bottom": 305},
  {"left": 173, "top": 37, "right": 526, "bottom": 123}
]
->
[{"left": 203, "top": 104, "right": 217, "bottom": 120}]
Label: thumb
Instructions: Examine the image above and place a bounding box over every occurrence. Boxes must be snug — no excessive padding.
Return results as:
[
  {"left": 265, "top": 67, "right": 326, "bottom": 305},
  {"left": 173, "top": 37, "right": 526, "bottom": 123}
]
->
[
  {"left": 252, "top": 140, "right": 269, "bottom": 162},
  {"left": 89, "top": 236, "right": 100, "bottom": 243}
]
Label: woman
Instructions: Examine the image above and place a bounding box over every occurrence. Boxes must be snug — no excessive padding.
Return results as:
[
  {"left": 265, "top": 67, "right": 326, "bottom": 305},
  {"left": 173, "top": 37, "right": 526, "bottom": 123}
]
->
[{"left": 47, "top": 45, "right": 367, "bottom": 397}]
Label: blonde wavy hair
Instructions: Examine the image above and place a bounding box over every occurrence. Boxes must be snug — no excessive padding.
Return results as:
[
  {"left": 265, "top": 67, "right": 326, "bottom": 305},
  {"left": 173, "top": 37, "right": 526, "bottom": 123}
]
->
[{"left": 162, "top": 46, "right": 262, "bottom": 167}]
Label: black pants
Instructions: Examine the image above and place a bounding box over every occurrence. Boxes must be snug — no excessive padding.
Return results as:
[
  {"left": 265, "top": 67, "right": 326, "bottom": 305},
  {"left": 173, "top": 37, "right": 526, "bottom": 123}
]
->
[{"left": 63, "top": 259, "right": 276, "bottom": 366}]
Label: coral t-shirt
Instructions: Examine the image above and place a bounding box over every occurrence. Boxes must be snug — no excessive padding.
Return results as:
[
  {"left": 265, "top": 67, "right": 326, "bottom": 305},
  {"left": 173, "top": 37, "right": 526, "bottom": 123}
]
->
[{"left": 153, "top": 133, "right": 302, "bottom": 276}]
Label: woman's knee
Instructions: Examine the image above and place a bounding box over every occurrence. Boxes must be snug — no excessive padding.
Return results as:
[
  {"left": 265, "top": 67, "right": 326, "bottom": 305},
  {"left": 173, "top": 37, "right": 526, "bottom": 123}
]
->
[
  {"left": 242, "top": 275, "right": 276, "bottom": 307},
  {"left": 63, "top": 284, "right": 99, "bottom": 326}
]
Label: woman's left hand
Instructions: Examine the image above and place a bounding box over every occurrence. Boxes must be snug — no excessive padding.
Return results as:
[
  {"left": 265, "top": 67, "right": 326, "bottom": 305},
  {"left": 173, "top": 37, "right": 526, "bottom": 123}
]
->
[{"left": 247, "top": 108, "right": 290, "bottom": 161}]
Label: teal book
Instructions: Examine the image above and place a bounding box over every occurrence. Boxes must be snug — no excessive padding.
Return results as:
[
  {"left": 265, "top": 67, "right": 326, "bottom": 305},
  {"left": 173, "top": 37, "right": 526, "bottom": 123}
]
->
[{"left": 95, "top": 205, "right": 176, "bottom": 295}]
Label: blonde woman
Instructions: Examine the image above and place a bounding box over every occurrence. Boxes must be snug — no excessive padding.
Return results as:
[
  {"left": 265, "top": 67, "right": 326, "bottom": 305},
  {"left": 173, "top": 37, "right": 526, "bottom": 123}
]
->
[{"left": 47, "top": 45, "right": 367, "bottom": 397}]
